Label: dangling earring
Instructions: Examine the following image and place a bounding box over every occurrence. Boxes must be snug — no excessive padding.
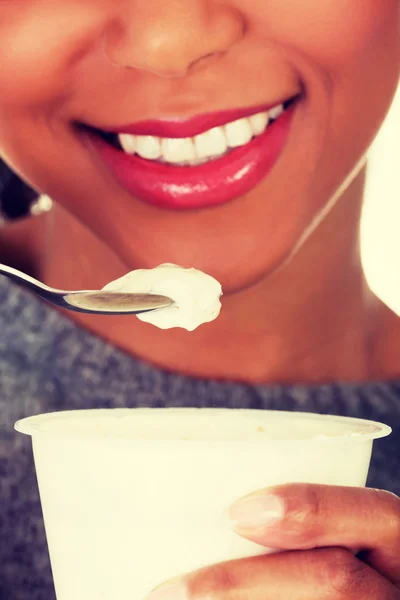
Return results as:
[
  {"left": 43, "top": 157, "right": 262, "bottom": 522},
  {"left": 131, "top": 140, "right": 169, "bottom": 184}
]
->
[
  {"left": 29, "top": 194, "right": 53, "bottom": 217},
  {"left": 0, "top": 162, "right": 53, "bottom": 224}
]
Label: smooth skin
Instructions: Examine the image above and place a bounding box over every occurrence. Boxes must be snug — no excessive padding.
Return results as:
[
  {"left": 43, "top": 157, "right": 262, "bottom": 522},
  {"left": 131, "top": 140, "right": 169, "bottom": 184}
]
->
[{"left": 0, "top": 1, "right": 399, "bottom": 599}]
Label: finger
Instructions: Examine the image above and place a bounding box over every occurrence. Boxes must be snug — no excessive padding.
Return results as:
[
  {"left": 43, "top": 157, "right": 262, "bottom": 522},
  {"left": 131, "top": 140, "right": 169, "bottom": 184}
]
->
[
  {"left": 145, "top": 548, "right": 399, "bottom": 600},
  {"left": 228, "top": 483, "right": 400, "bottom": 584}
]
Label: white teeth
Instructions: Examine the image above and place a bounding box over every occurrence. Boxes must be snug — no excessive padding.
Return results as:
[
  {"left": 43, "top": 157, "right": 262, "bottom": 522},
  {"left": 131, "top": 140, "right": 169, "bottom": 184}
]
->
[
  {"left": 269, "top": 104, "right": 284, "bottom": 120},
  {"left": 194, "top": 126, "right": 227, "bottom": 160},
  {"left": 116, "top": 102, "right": 287, "bottom": 166},
  {"left": 136, "top": 135, "right": 162, "bottom": 160},
  {"left": 224, "top": 117, "right": 253, "bottom": 148},
  {"left": 118, "top": 133, "right": 137, "bottom": 155},
  {"left": 161, "top": 137, "right": 196, "bottom": 164},
  {"left": 249, "top": 112, "right": 270, "bottom": 136}
]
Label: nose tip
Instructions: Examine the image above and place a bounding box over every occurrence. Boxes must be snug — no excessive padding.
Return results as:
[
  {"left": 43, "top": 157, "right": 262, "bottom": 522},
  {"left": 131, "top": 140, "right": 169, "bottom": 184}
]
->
[{"left": 104, "top": 1, "right": 244, "bottom": 78}]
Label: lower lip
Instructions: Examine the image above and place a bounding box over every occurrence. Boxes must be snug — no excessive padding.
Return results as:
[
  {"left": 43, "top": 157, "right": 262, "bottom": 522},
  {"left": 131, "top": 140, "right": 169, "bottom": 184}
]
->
[{"left": 86, "top": 103, "right": 296, "bottom": 210}]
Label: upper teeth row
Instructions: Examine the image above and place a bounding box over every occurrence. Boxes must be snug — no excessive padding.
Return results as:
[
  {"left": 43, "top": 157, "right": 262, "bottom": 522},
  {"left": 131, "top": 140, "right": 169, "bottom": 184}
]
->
[{"left": 117, "top": 103, "right": 285, "bottom": 166}]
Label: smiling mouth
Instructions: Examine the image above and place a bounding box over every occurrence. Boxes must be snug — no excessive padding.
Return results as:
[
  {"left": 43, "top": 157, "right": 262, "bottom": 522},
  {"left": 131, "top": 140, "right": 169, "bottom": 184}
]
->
[
  {"left": 78, "top": 94, "right": 300, "bottom": 210},
  {"left": 79, "top": 97, "right": 297, "bottom": 167}
]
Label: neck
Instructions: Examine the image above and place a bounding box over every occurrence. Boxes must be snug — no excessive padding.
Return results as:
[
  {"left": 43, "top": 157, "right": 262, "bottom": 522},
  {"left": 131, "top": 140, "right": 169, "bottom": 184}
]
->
[{"left": 40, "top": 167, "right": 398, "bottom": 384}]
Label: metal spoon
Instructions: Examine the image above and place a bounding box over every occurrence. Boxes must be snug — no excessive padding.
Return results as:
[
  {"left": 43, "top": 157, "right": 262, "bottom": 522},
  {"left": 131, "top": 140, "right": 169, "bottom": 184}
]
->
[{"left": 0, "top": 263, "right": 173, "bottom": 315}]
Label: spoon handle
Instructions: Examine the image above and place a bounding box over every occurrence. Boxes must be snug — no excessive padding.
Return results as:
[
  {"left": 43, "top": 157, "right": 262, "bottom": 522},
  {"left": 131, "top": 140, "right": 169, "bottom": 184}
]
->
[
  {"left": 0, "top": 262, "right": 173, "bottom": 315},
  {"left": 0, "top": 263, "right": 55, "bottom": 294}
]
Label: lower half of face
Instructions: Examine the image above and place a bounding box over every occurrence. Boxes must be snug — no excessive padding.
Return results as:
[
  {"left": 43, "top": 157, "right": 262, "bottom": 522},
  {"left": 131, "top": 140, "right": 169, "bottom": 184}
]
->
[{"left": 0, "top": 0, "right": 399, "bottom": 292}]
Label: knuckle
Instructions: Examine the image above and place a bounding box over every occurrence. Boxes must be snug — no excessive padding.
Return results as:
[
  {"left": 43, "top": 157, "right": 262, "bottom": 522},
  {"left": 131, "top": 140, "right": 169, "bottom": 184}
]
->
[
  {"left": 371, "top": 489, "right": 400, "bottom": 544},
  {"left": 188, "top": 563, "right": 237, "bottom": 600},
  {"left": 319, "top": 548, "right": 370, "bottom": 598},
  {"left": 284, "top": 484, "right": 323, "bottom": 545},
  {"left": 302, "top": 485, "right": 322, "bottom": 519}
]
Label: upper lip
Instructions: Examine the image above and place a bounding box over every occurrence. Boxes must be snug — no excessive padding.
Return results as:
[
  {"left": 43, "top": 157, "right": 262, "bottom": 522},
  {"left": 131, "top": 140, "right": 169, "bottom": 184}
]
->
[{"left": 90, "top": 94, "right": 299, "bottom": 139}]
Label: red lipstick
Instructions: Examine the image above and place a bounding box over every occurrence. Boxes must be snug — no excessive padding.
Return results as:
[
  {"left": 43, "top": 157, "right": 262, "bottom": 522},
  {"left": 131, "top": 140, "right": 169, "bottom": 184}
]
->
[
  {"left": 104, "top": 102, "right": 291, "bottom": 138},
  {"left": 85, "top": 100, "right": 297, "bottom": 210}
]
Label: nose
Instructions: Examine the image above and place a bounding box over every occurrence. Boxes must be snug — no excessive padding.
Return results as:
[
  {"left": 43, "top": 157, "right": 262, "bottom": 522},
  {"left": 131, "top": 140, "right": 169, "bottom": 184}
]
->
[{"left": 104, "top": 0, "right": 244, "bottom": 78}]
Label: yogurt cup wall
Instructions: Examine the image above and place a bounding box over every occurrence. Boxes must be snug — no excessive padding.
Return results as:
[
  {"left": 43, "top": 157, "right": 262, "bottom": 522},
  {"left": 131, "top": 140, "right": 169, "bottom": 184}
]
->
[{"left": 15, "top": 408, "right": 391, "bottom": 600}]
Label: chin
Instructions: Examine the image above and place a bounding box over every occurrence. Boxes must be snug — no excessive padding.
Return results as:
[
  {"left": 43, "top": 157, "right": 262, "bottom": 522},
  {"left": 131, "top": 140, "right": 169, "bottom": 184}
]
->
[{"left": 113, "top": 238, "right": 291, "bottom": 296}]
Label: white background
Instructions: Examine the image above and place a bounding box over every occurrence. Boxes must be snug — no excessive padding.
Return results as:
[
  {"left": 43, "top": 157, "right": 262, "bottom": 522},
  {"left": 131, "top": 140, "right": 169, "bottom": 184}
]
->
[{"left": 362, "top": 82, "right": 400, "bottom": 315}]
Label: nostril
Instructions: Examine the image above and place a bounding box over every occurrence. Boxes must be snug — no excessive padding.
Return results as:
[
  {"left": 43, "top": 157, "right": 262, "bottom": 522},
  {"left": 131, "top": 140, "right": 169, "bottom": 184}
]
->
[{"left": 188, "top": 50, "right": 224, "bottom": 73}]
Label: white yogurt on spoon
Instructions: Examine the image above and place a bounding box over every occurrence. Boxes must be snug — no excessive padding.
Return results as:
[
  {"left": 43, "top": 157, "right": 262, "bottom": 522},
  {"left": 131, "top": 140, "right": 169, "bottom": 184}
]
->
[{"left": 102, "top": 263, "right": 222, "bottom": 331}]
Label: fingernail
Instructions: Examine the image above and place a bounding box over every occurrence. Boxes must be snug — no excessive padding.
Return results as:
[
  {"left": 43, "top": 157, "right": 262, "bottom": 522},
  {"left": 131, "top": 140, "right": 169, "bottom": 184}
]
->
[
  {"left": 145, "top": 581, "right": 188, "bottom": 600},
  {"left": 228, "top": 494, "right": 285, "bottom": 530}
]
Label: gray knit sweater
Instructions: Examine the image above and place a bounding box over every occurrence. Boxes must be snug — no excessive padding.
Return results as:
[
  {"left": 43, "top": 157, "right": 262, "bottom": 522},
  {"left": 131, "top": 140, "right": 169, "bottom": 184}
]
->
[{"left": 0, "top": 278, "right": 399, "bottom": 600}]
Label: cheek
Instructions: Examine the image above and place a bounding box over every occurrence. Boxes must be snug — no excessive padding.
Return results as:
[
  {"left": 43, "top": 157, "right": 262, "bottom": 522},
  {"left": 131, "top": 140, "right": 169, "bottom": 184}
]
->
[
  {"left": 243, "top": 0, "right": 399, "bottom": 65},
  {"left": 0, "top": 1, "right": 107, "bottom": 106}
]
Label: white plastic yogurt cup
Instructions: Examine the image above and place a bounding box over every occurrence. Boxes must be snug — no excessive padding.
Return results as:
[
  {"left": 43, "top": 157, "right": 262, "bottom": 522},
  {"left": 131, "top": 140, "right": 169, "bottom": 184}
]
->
[{"left": 15, "top": 408, "right": 391, "bottom": 600}]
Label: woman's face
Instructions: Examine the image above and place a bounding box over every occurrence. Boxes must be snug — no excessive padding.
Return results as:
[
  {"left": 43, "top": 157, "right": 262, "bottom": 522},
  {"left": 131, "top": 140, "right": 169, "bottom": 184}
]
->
[{"left": 0, "top": 1, "right": 399, "bottom": 291}]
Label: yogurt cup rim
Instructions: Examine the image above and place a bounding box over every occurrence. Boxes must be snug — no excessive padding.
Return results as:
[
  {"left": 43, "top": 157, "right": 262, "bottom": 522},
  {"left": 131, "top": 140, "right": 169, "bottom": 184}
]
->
[{"left": 14, "top": 408, "right": 392, "bottom": 443}]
